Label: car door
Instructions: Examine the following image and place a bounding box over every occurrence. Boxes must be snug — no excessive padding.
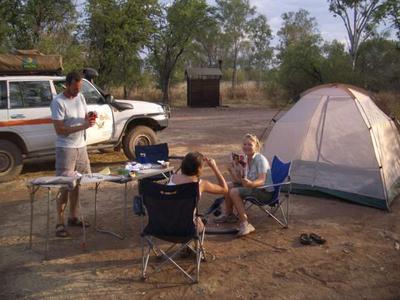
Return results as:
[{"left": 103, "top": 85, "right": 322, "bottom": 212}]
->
[
  {"left": 7, "top": 80, "right": 56, "bottom": 151},
  {"left": 80, "top": 80, "right": 113, "bottom": 145},
  {"left": 0, "top": 81, "right": 8, "bottom": 124}
]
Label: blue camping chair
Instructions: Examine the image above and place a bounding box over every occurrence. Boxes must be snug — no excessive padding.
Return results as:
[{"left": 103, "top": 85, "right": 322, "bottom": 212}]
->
[
  {"left": 135, "top": 143, "right": 183, "bottom": 181},
  {"left": 244, "top": 156, "right": 291, "bottom": 228}
]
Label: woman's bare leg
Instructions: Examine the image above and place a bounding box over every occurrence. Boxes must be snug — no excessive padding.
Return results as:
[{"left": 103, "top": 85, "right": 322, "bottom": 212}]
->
[
  {"left": 229, "top": 188, "right": 248, "bottom": 223},
  {"left": 223, "top": 182, "right": 235, "bottom": 215}
]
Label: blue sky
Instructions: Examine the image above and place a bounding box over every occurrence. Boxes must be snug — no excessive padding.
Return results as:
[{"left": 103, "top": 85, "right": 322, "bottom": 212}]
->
[{"left": 251, "top": 0, "right": 348, "bottom": 43}]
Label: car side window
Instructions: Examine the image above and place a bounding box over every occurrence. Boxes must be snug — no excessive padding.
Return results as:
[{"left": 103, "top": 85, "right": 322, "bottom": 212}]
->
[
  {"left": 0, "top": 81, "right": 7, "bottom": 109},
  {"left": 81, "top": 80, "right": 104, "bottom": 104},
  {"left": 9, "top": 81, "right": 53, "bottom": 108}
]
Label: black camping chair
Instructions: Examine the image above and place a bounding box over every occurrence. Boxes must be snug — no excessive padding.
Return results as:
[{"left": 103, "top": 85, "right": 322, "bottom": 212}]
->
[
  {"left": 135, "top": 143, "right": 183, "bottom": 181},
  {"left": 244, "top": 156, "right": 292, "bottom": 228},
  {"left": 134, "top": 179, "right": 206, "bottom": 283}
]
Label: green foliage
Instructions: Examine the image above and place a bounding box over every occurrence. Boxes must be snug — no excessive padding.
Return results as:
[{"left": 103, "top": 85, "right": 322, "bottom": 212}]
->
[
  {"left": 277, "top": 9, "right": 322, "bottom": 49},
  {"left": 247, "top": 14, "right": 273, "bottom": 86},
  {"left": 277, "top": 9, "right": 324, "bottom": 97},
  {"left": 327, "top": 0, "right": 390, "bottom": 69},
  {"left": 278, "top": 40, "right": 324, "bottom": 98},
  {"left": 320, "top": 40, "right": 353, "bottom": 83},
  {"left": 85, "top": 0, "right": 157, "bottom": 97},
  {"left": 147, "top": 0, "right": 211, "bottom": 103},
  {"left": 355, "top": 38, "right": 400, "bottom": 91},
  {"left": 215, "top": 0, "right": 256, "bottom": 94}
]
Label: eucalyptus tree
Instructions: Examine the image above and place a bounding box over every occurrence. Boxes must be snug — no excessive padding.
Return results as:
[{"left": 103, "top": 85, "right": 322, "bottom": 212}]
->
[
  {"left": 216, "top": 0, "right": 255, "bottom": 98},
  {"left": 147, "top": 0, "right": 210, "bottom": 104},
  {"left": 277, "top": 9, "right": 324, "bottom": 97},
  {"left": 247, "top": 14, "right": 273, "bottom": 88},
  {"left": 328, "top": 0, "right": 390, "bottom": 70},
  {"left": 85, "top": 0, "right": 157, "bottom": 97}
]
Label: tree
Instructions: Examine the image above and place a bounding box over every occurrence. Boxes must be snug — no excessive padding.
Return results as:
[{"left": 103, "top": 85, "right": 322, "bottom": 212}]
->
[
  {"left": 277, "top": 9, "right": 321, "bottom": 49},
  {"left": 216, "top": 0, "right": 255, "bottom": 98},
  {"left": 328, "top": 0, "right": 390, "bottom": 70},
  {"left": 85, "top": 0, "right": 156, "bottom": 97},
  {"left": 356, "top": 38, "right": 400, "bottom": 91},
  {"left": 320, "top": 40, "right": 353, "bottom": 83},
  {"left": 277, "top": 9, "right": 323, "bottom": 97},
  {"left": 247, "top": 14, "right": 273, "bottom": 88},
  {"left": 147, "top": 0, "right": 210, "bottom": 104},
  {"left": 386, "top": 0, "right": 400, "bottom": 39}
]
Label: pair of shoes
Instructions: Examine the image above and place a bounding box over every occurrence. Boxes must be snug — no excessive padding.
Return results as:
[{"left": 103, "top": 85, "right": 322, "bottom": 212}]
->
[
  {"left": 300, "top": 233, "right": 326, "bottom": 245},
  {"left": 237, "top": 222, "right": 255, "bottom": 237},
  {"left": 67, "top": 217, "right": 90, "bottom": 228},
  {"left": 214, "top": 213, "right": 239, "bottom": 224},
  {"left": 55, "top": 224, "right": 69, "bottom": 238}
]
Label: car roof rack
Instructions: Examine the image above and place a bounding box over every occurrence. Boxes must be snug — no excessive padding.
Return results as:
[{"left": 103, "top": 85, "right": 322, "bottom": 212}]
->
[{"left": 0, "top": 50, "right": 63, "bottom": 76}]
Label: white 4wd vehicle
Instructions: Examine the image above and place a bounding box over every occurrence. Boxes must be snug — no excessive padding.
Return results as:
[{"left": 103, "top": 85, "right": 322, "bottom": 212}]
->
[{"left": 0, "top": 75, "right": 170, "bottom": 182}]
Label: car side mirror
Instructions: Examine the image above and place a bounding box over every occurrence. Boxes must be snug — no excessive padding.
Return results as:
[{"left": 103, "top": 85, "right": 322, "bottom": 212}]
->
[{"left": 105, "top": 94, "right": 114, "bottom": 104}]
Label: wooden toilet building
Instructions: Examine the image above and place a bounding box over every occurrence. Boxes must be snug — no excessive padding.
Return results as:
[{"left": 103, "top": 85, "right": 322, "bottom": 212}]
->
[{"left": 185, "top": 67, "right": 222, "bottom": 107}]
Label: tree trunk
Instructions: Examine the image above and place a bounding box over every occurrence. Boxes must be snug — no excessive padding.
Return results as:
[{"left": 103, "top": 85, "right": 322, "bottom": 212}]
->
[
  {"left": 123, "top": 85, "right": 128, "bottom": 99},
  {"left": 256, "top": 66, "right": 262, "bottom": 89},
  {"left": 162, "top": 75, "right": 170, "bottom": 104},
  {"left": 231, "top": 43, "right": 238, "bottom": 99}
]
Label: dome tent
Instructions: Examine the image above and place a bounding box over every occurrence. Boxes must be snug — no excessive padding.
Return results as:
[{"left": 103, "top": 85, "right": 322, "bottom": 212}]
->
[{"left": 262, "top": 84, "right": 400, "bottom": 210}]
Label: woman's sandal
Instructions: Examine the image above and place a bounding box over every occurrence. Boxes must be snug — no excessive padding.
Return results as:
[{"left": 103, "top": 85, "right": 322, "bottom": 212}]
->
[
  {"left": 55, "top": 224, "right": 69, "bottom": 238},
  {"left": 310, "top": 233, "right": 326, "bottom": 245},
  {"left": 299, "top": 233, "right": 312, "bottom": 245},
  {"left": 67, "top": 217, "right": 90, "bottom": 228}
]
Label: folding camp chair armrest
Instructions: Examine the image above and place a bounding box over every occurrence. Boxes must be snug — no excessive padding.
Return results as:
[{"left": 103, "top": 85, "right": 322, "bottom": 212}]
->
[{"left": 257, "top": 181, "right": 291, "bottom": 189}]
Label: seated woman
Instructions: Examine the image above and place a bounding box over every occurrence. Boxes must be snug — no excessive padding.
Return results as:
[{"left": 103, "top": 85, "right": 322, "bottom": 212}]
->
[
  {"left": 168, "top": 152, "right": 228, "bottom": 231},
  {"left": 215, "top": 133, "right": 273, "bottom": 237}
]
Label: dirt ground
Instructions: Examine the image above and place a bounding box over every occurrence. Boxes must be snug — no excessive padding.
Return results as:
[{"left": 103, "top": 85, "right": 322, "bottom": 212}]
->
[{"left": 1, "top": 107, "right": 400, "bottom": 299}]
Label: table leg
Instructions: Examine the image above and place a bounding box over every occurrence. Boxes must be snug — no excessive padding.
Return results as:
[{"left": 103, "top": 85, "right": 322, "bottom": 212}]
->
[
  {"left": 94, "top": 182, "right": 99, "bottom": 229},
  {"left": 79, "top": 184, "right": 87, "bottom": 250},
  {"left": 123, "top": 182, "right": 127, "bottom": 239},
  {"left": 45, "top": 188, "right": 51, "bottom": 260},
  {"left": 29, "top": 186, "right": 34, "bottom": 249}
]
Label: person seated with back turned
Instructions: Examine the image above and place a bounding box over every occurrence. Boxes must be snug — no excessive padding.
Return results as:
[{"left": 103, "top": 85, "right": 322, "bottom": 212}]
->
[
  {"left": 215, "top": 133, "right": 274, "bottom": 237},
  {"left": 167, "top": 152, "right": 228, "bottom": 231}
]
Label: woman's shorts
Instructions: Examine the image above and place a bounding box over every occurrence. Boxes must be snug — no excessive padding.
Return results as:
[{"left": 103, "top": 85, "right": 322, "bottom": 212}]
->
[{"left": 237, "top": 187, "right": 274, "bottom": 203}]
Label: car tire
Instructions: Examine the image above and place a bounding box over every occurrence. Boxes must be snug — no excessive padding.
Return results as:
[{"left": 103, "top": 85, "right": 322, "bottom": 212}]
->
[
  {"left": 0, "top": 140, "right": 23, "bottom": 182},
  {"left": 122, "top": 126, "right": 157, "bottom": 160}
]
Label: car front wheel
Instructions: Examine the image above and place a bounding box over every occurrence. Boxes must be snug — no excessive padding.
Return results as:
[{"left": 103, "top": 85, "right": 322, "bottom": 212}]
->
[
  {"left": 122, "top": 126, "right": 157, "bottom": 160},
  {"left": 0, "top": 140, "right": 23, "bottom": 182}
]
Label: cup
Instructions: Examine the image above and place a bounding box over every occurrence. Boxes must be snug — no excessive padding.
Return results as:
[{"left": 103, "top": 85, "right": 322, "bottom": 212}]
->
[{"left": 88, "top": 111, "right": 97, "bottom": 126}]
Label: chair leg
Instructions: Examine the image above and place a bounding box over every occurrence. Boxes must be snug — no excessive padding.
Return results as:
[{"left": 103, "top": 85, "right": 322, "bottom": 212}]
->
[
  {"left": 195, "top": 239, "right": 200, "bottom": 283},
  {"left": 142, "top": 239, "right": 151, "bottom": 279}
]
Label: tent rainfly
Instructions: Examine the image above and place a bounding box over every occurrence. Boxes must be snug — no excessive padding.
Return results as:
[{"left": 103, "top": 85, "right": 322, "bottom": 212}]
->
[{"left": 262, "top": 84, "right": 400, "bottom": 210}]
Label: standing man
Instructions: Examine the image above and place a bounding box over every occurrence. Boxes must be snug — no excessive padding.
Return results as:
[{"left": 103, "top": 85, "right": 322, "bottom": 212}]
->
[{"left": 50, "top": 71, "right": 94, "bottom": 237}]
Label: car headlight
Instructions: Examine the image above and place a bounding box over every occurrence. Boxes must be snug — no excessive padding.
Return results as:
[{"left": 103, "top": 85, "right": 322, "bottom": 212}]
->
[{"left": 160, "top": 104, "right": 171, "bottom": 118}]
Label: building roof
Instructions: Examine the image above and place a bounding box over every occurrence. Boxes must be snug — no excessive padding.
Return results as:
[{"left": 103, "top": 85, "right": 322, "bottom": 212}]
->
[{"left": 185, "top": 67, "right": 222, "bottom": 79}]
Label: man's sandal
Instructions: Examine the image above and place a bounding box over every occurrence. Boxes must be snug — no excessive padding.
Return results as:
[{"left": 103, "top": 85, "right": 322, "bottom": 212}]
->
[
  {"left": 55, "top": 224, "right": 69, "bottom": 238},
  {"left": 67, "top": 217, "right": 90, "bottom": 228}
]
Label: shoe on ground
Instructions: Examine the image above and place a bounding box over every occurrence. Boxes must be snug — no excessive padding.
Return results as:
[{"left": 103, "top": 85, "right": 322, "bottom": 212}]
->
[
  {"left": 214, "top": 213, "right": 239, "bottom": 224},
  {"left": 55, "top": 224, "right": 69, "bottom": 238},
  {"left": 67, "top": 217, "right": 90, "bottom": 228},
  {"left": 237, "top": 222, "right": 255, "bottom": 237}
]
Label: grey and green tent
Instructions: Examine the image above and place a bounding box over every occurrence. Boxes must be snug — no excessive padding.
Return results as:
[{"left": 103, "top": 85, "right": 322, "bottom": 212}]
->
[{"left": 262, "top": 84, "right": 400, "bottom": 210}]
